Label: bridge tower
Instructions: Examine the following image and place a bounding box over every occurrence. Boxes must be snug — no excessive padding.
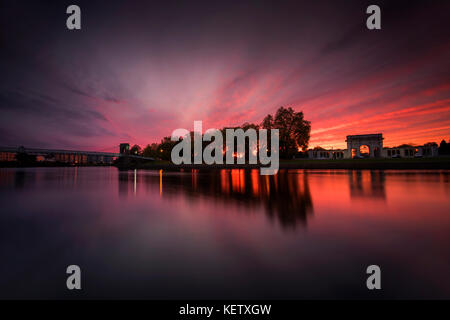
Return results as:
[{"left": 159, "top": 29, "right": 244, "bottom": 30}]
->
[{"left": 120, "top": 143, "right": 130, "bottom": 155}]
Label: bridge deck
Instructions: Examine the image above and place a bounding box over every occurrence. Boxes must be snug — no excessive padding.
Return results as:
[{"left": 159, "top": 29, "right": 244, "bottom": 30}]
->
[{"left": 0, "top": 146, "right": 154, "bottom": 161}]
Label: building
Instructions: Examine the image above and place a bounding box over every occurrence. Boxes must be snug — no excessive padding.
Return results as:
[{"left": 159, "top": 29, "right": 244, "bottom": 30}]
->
[
  {"left": 0, "top": 152, "right": 16, "bottom": 162},
  {"left": 308, "top": 133, "right": 439, "bottom": 159},
  {"left": 309, "top": 149, "right": 346, "bottom": 160},
  {"left": 382, "top": 144, "right": 438, "bottom": 158},
  {"left": 0, "top": 146, "right": 119, "bottom": 164},
  {"left": 346, "top": 134, "right": 383, "bottom": 158}
]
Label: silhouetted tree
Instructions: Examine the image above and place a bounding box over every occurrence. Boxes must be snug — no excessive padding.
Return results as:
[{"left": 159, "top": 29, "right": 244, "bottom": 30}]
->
[
  {"left": 439, "top": 139, "right": 450, "bottom": 155},
  {"left": 129, "top": 144, "right": 142, "bottom": 155},
  {"left": 261, "top": 114, "right": 274, "bottom": 129},
  {"left": 140, "top": 106, "right": 311, "bottom": 162},
  {"left": 262, "top": 106, "right": 311, "bottom": 159},
  {"left": 142, "top": 143, "right": 159, "bottom": 158},
  {"left": 158, "top": 136, "right": 177, "bottom": 160}
]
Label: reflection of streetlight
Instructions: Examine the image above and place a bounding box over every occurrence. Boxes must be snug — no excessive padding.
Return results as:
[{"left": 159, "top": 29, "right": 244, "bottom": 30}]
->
[
  {"left": 134, "top": 169, "right": 137, "bottom": 195},
  {"left": 159, "top": 169, "right": 163, "bottom": 196}
]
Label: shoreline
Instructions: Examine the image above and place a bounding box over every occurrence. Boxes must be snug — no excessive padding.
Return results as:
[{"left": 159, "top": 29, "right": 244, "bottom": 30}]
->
[
  {"left": 0, "top": 162, "right": 113, "bottom": 168},
  {"left": 122, "top": 158, "right": 450, "bottom": 170},
  {"left": 3, "top": 157, "right": 449, "bottom": 170}
]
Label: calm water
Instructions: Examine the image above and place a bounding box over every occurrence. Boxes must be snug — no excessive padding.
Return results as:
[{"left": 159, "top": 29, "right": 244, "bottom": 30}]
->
[{"left": 0, "top": 167, "right": 449, "bottom": 299}]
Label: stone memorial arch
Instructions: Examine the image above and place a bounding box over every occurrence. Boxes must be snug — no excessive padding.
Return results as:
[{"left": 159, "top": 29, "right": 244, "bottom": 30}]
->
[{"left": 346, "top": 134, "right": 383, "bottom": 158}]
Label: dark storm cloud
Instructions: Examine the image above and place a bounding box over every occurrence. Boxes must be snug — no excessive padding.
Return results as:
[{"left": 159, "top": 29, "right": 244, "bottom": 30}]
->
[
  {"left": 0, "top": 0, "right": 449, "bottom": 149},
  {"left": 0, "top": 89, "right": 107, "bottom": 122}
]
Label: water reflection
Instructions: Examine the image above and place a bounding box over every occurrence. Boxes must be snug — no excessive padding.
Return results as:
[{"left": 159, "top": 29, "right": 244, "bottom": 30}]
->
[
  {"left": 118, "top": 169, "right": 131, "bottom": 197},
  {"left": 0, "top": 169, "right": 37, "bottom": 189},
  {"left": 118, "top": 169, "right": 314, "bottom": 229},
  {"left": 349, "top": 170, "right": 386, "bottom": 199},
  {"left": 1, "top": 168, "right": 450, "bottom": 299}
]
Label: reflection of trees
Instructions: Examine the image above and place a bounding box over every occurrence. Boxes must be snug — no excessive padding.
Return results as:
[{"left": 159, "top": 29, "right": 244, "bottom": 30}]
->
[
  {"left": 348, "top": 170, "right": 386, "bottom": 199},
  {"left": 263, "top": 170, "right": 314, "bottom": 228},
  {"left": 118, "top": 169, "right": 314, "bottom": 229},
  {"left": 118, "top": 169, "right": 131, "bottom": 197}
]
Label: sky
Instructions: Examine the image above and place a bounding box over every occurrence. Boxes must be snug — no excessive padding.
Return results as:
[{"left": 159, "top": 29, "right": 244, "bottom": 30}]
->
[{"left": 0, "top": 0, "right": 449, "bottom": 151}]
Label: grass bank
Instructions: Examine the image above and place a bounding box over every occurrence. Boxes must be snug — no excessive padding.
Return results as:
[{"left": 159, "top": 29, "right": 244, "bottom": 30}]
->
[{"left": 115, "top": 157, "right": 450, "bottom": 171}]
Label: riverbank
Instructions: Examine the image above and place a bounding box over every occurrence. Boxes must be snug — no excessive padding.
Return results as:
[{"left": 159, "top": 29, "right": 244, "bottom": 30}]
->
[
  {"left": 115, "top": 157, "right": 450, "bottom": 171},
  {"left": 2, "top": 157, "right": 450, "bottom": 170},
  {"left": 0, "top": 161, "right": 113, "bottom": 168}
]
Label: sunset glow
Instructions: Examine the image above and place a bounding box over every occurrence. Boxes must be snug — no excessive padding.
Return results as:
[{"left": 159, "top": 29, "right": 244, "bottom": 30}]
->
[{"left": 1, "top": 1, "right": 449, "bottom": 151}]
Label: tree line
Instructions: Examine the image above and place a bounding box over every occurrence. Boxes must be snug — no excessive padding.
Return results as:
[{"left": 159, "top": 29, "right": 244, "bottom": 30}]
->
[
  {"left": 439, "top": 139, "right": 450, "bottom": 155},
  {"left": 127, "top": 106, "right": 450, "bottom": 160},
  {"left": 129, "top": 106, "right": 311, "bottom": 161}
]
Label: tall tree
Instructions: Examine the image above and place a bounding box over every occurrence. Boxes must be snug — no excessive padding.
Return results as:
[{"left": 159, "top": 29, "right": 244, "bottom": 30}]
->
[
  {"left": 129, "top": 144, "right": 142, "bottom": 155},
  {"left": 439, "top": 139, "right": 449, "bottom": 155},
  {"left": 142, "top": 143, "right": 159, "bottom": 158},
  {"left": 261, "top": 115, "right": 273, "bottom": 129},
  {"left": 262, "top": 106, "right": 311, "bottom": 158},
  {"left": 158, "top": 136, "right": 177, "bottom": 160}
]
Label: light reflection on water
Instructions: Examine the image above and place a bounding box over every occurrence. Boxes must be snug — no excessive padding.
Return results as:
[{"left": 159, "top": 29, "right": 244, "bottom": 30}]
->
[{"left": 0, "top": 167, "right": 449, "bottom": 299}]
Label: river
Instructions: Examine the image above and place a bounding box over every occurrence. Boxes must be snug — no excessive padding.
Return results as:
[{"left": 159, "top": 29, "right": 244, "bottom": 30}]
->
[{"left": 0, "top": 167, "right": 449, "bottom": 299}]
